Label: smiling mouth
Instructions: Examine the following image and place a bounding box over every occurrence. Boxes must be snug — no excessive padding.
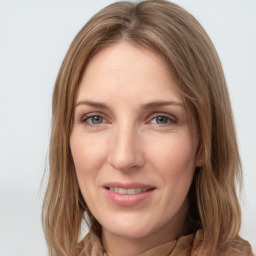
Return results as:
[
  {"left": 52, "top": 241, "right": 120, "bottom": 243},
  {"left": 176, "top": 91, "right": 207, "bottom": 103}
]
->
[
  {"left": 104, "top": 184, "right": 155, "bottom": 206},
  {"left": 106, "top": 187, "right": 154, "bottom": 195}
]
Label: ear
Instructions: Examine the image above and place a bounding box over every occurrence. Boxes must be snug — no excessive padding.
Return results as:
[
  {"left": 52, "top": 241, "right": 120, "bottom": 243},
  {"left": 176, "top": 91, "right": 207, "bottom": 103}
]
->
[
  {"left": 195, "top": 148, "right": 204, "bottom": 167},
  {"left": 196, "top": 158, "right": 204, "bottom": 168}
]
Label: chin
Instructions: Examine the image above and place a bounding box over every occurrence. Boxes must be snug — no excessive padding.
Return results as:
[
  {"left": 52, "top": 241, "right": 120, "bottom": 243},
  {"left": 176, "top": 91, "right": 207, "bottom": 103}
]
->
[
  {"left": 100, "top": 211, "right": 167, "bottom": 241},
  {"left": 107, "top": 225, "right": 152, "bottom": 239}
]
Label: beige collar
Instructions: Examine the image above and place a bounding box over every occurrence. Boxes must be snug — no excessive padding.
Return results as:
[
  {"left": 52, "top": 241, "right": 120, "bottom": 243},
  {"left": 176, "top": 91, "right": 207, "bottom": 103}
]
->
[{"left": 77, "top": 229, "right": 203, "bottom": 256}]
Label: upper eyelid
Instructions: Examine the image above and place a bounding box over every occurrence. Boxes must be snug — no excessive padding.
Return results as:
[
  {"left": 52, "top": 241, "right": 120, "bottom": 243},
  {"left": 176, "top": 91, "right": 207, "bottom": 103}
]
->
[
  {"left": 82, "top": 114, "right": 104, "bottom": 120},
  {"left": 147, "top": 112, "right": 177, "bottom": 121},
  {"left": 80, "top": 111, "right": 107, "bottom": 120}
]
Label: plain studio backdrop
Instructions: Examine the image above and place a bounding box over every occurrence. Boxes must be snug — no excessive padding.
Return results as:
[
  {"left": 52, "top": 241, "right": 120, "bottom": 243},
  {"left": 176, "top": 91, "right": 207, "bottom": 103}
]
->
[{"left": 0, "top": 0, "right": 255, "bottom": 255}]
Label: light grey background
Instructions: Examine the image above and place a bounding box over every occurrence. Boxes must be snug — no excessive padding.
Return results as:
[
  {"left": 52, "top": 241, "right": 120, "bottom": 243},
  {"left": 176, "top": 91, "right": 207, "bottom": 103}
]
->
[{"left": 0, "top": 0, "right": 255, "bottom": 255}]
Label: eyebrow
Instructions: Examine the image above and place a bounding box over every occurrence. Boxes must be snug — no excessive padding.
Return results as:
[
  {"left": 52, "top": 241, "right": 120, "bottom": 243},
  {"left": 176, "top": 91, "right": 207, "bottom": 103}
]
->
[
  {"left": 75, "top": 100, "right": 108, "bottom": 109},
  {"left": 75, "top": 100, "right": 184, "bottom": 110},
  {"left": 141, "top": 101, "right": 184, "bottom": 109}
]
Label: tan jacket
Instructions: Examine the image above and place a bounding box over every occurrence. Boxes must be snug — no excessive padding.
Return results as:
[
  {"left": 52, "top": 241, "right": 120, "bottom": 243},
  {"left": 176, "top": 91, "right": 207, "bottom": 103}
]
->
[{"left": 77, "top": 229, "right": 254, "bottom": 256}]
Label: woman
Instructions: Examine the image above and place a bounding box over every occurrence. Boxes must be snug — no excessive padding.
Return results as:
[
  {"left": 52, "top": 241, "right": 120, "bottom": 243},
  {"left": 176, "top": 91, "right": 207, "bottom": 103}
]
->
[{"left": 42, "top": 1, "right": 253, "bottom": 255}]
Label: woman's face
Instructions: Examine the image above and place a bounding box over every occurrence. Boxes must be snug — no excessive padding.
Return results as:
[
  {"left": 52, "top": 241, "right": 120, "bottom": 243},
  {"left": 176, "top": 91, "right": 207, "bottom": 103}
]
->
[{"left": 70, "top": 41, "right": 199, "bottom": 243}]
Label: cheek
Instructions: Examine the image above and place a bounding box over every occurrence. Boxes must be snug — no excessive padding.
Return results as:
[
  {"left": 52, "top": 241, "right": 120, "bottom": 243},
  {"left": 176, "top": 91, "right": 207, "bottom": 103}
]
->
[
  {"left": 150, "top": 135, "right": 196, "bottom": 210},
  {"left": 70, "top": 132, "right": 108, "bottom": 210},
  {"left": 69, "top": 132, "right": 108, "bottom": 194},
  {"left": 70, "top": 133, "right": 106, "bottom": 171},
  {"left": 148, "top": 133, "right": 197, "bottom": 178}
]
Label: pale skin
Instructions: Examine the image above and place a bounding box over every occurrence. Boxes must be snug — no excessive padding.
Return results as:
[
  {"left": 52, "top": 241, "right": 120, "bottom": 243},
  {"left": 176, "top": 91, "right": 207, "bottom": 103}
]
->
[{"left": 70, "top": 41, "right": 201, "bottom": 256}]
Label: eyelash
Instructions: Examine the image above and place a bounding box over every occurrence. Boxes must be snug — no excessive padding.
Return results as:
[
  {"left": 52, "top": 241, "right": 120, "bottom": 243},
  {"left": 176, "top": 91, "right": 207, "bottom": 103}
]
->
[{"left": 80, "top": 113, "right": 177, "bottom": 127}]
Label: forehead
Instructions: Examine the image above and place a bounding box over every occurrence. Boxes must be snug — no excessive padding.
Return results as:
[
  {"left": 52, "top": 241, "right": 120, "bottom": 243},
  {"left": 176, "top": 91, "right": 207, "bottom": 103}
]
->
[{"left": 77, "top": 41, "right": 182, "bottom": 105}]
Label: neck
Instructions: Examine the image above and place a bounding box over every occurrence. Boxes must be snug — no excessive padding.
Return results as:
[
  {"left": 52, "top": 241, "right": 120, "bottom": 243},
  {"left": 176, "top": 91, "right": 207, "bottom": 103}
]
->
[{"left": 102, "top": 201, "right": 189, "bottom": 256}]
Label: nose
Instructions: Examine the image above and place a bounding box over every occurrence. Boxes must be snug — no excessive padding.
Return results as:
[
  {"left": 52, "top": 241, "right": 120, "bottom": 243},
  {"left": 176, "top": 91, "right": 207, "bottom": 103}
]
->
[{"left": 107, "top": 125, "right": 145, "bottom": 172}]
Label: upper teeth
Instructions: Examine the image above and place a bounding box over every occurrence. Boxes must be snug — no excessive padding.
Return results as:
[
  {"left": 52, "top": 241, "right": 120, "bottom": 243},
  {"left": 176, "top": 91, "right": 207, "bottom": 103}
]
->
[{"left": 109, "top": 187, "right": 149, "bottom": 195}]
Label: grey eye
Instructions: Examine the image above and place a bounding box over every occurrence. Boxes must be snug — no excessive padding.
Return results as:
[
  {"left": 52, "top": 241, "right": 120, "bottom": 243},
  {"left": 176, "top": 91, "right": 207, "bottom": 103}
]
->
[
  {"left": 154, "top": 116, "right": 169, "bottom": 124},
  {"left": 156, "top": 116, "right": 169, "bottom": 124},
  {"left": 86, "top": 116, "right": 104, "bottom": 125}
]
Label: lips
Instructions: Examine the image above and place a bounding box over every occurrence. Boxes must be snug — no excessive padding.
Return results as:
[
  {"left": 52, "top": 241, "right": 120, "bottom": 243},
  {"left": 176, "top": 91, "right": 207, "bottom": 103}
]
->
[
  {"left": 103, "top": 182, "right": 155, "bottom": 207},
  {"left": 108, "top": 187, "right": 152, "bottom": 194}
]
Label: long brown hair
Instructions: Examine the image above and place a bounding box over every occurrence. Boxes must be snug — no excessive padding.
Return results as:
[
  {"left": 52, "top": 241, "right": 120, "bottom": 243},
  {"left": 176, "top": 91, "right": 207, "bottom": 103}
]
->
[{"left": 42, "top": 1, "right": 246, "bottom": 255}]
